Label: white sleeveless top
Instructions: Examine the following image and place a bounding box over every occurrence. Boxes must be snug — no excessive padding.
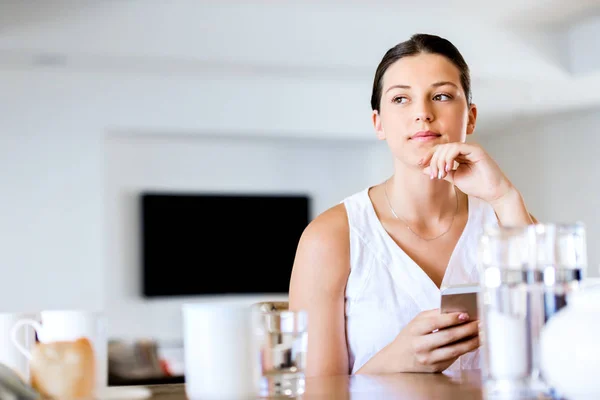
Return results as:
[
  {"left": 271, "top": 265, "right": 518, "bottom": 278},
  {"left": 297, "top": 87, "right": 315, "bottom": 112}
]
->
[{"left": 342, "top": 187, "right": 498, "bottom": 374}]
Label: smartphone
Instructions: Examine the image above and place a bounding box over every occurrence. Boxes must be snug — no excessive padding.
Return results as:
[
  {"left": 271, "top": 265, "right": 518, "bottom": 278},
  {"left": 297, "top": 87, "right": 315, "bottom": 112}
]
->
[{"left": 440, "top": 283, "right": 480, "bottom": 320}]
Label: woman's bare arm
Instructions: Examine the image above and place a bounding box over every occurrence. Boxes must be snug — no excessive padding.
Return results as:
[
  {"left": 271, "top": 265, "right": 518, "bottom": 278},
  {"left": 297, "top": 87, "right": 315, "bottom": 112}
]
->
[
  {"left": 288, "top": 204, "right": 351, "bottom": 377},
  {"left": 489, "top": 187, "right": 534, "bottom": 226}
]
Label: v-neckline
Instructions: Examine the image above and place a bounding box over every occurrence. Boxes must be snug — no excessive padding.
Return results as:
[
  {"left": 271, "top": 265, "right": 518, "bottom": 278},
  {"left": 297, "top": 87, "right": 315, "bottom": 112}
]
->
[{"left": 364, "top": 186, "right": 473, "bottom": 293}]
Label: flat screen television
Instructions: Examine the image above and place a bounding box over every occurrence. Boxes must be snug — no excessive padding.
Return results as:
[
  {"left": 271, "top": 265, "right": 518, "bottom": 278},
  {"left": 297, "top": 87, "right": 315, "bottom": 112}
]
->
[{"left": 140, "top": 191, "right": 311, "bottom": 297}]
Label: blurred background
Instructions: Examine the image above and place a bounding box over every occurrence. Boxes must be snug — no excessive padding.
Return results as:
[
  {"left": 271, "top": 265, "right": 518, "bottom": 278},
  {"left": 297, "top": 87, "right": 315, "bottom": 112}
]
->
[{"left": 1, "top": 0, "right": 599, "bottom": 382}]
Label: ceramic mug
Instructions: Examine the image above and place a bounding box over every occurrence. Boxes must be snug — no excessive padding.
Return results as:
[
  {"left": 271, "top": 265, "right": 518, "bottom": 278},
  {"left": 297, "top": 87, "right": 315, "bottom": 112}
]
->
[
  {"left": 10, "top": 310, "right": 108, "bottom": 390},
  {"left": 0, "top": 312, "right": 37, "bottom": 381},
  {"left": 183, "top": 301, "right": 261, "bottom": 400}
]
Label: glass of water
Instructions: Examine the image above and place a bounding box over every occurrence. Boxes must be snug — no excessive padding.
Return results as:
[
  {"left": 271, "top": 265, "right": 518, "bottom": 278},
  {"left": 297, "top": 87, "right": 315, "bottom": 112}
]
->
[
  {"left": 478, "top": 225, "right": 549, "bottom": 399},
  {"left": 526, "top": 222, "right": 587, "bottom": 399},
  {"left": 253, "top": 302, "right": 307, "bottom": 398},
  {"left": 526, "top": 222, "right": 587, "bottom": 322}
]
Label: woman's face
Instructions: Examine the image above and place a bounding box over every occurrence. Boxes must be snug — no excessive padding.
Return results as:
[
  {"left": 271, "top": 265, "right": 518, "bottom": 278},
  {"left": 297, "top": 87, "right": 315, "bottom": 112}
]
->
[{"left": 373, "top": 53, "right": 477, "bottom": 167}]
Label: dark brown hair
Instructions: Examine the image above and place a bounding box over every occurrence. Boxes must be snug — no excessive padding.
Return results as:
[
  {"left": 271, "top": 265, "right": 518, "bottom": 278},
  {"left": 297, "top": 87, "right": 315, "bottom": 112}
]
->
[{"left": 370, "top": 33, "right": 472, "bottom": 112}]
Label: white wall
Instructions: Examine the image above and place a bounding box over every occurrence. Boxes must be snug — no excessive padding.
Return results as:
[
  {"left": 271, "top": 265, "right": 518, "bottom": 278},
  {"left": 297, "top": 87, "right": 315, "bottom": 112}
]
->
[
  {"left": 104, "top": 134, "right": 382, "bottom": 341},
  {"left": 0, "top": 66, "right": 389, "bottom": 337},
  {"left": 0, "top": 72, "right": 104, "bottom": 313},
  {"left": 478, "top": 108, "right": 600, "bottom": 276}
]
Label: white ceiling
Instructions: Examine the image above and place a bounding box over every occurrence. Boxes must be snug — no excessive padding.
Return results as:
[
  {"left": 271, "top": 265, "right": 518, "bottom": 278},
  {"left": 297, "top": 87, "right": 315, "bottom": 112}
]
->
[
  {"left": 418, "top": 0, "right": 599, "bottom": 27},
  {"left": 0, "top": 0, "right": 599, "bottom": 135}
]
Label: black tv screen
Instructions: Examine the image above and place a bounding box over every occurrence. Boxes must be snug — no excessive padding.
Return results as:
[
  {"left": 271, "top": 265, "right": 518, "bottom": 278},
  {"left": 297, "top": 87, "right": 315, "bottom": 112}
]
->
[{"left": 140, "top": 192, "right": 311, "bottom": 297}]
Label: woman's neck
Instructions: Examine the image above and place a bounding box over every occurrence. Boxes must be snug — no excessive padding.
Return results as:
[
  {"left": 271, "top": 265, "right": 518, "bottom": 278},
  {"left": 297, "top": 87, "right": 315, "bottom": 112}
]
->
[{"left": 387, "top": 162, "right": 459, "bottom": 224}]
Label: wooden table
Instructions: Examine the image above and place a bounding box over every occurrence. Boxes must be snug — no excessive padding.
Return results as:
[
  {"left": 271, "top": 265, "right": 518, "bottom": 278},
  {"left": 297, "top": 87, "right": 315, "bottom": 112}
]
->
[{"left": 144, "top": 370, "right": 484, "bottom": 399}]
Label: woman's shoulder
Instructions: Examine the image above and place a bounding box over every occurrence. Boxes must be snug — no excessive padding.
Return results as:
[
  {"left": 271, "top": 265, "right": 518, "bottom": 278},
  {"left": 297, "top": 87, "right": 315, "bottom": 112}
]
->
[
  {"left": 290, "top": 203, "right": 351, "bottom": 297},
  {"left": 302, "top": 187, "right": 370, "bottom": 242},
  {"left": 301, "top": 203, "right": 349, "bottom": 249},
  {"left": 293, "top": 186, "right": 373, "bottom": 271}
]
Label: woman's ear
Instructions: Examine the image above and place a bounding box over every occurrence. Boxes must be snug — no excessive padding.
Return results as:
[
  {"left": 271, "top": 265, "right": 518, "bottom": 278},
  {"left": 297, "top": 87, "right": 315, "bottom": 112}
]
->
[
  {"left": 467, "top": 103, "right": 477, "bottom": 135},
  {"left": 373, "top": 110, "right": 386, "bottom": 140}
]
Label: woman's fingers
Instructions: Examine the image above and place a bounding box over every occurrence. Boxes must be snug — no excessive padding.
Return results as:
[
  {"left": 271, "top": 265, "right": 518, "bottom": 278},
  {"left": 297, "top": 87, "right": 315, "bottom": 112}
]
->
[
  {"left": 437, "top": 146, "right": 450, "bottom": 179},
  {"left": 425, "top": 146, "right": 449, "bottom": 180},
  {"left": 425, "top": 148, "right": 439, "bottom": 179},
  {"left": 420, "top": 143, "right": 477, "bottom": 180},
  {"left": 421, "top": 146, "right": 449, "bottom": 180},
  {"left": 437, "top": 145, "right": 462, "bottom": 179},
  {"left": 421, "top": 320, "right": 479, "bottom": 351},
  {"left": 428, "top": 333, "right": 480, "bottom": 364},
  {"left": 412, "top": 311, "right": 470, "bottom": 335}
]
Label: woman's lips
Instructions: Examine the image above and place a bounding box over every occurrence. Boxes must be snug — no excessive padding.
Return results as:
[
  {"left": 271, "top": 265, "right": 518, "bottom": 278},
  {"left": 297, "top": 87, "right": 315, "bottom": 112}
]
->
[{"left": 410, "top": 131, "right": 441, "bottom": 142}]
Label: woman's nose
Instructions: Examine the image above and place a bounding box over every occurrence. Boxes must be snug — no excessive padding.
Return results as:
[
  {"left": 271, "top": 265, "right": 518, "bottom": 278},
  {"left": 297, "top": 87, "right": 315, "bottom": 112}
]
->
[
  {"left": 415, "top": 112, "right": 433, "bottom": 122},
  {"left": 415, "top": 106, "right": 434, "bottom": 122}
]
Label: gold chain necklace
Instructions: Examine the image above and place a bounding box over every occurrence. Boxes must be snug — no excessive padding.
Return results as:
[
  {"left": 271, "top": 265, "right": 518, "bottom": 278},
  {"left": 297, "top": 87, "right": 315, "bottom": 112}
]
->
[{"left": 384, "top": 179, "right": 459, "bottom": 241}]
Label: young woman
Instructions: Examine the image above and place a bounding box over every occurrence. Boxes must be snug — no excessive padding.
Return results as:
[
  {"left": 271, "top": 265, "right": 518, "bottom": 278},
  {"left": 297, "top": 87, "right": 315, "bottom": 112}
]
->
[{"left": 289, "top": 33, "right": 535, "bottom": 377}]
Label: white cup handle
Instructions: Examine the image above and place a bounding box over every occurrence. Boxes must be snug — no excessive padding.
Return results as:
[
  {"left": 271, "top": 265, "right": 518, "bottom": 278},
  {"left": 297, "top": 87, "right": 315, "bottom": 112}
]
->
[{"left": 11, "top": 319, "right": 43, "bottom": 360}]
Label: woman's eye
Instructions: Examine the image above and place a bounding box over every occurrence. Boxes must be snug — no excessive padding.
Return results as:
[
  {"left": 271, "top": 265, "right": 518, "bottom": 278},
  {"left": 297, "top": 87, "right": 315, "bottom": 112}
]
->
[
  {"left": 433, "top": 93, "right": 452, "bottom": 101},
  {"left": 392, "top": 96, "right": 408, "bottom": 104}
]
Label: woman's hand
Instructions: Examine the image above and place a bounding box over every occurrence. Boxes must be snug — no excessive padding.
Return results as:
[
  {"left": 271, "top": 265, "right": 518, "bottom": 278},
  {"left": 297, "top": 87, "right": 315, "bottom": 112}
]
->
[
  {"left": 419, "top": 142, "right": 513, "bottom": 205},
  {"left": 392, "top": 310, "right": 480, "bottom": 373},
  {"left": 418, "top": 142, "right": 534, "bottom": 226}
]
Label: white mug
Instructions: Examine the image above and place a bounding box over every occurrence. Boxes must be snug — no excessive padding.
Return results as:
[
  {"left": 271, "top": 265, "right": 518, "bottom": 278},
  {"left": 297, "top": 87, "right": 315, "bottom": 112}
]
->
[
  {"left": 0, "top": 312, "right": 37, "bottom": 382},
  {"left": 183, "top": 301, "right": 261, "bottom": 400},
  {"left": 10, "top": 310, "right": 108, "bottom": 391}
]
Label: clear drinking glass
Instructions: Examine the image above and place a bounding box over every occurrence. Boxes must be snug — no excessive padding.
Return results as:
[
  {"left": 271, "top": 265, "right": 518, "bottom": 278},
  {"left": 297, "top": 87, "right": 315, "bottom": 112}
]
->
[
  {"left": 253, "top": 302, "right": 308, "bottom": 398},
  {"left": 526, "top": 222, "right": 587, "bottom": 399},
  {"left": 478, "top": 225, "right": 549, "bottom": 399},
  {"left": 526, "top": 222, "right": 587, "bottom": 322}
]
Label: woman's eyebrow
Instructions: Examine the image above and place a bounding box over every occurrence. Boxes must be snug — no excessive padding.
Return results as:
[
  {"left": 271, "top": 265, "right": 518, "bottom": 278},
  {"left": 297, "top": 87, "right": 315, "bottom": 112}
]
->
[
  {"left": 385, "top": 84, "right": 411, "bottom": 93},
  {"left": 385, "top": 81, "right": 458, "bottom": 94},
  {"left": 431, "top": 81, "right": 459, "bottom": 89}
]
